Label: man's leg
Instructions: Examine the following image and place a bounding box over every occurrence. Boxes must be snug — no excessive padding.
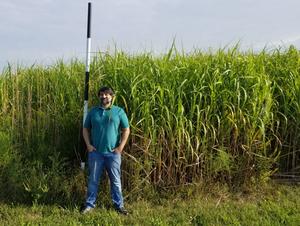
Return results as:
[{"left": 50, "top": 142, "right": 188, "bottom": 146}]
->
[
  {"left": 105, "top": 152, "right": 124, "bottom": 209},
  {"left": 85, "top": 151, "right": 105, "bottom": 208}
]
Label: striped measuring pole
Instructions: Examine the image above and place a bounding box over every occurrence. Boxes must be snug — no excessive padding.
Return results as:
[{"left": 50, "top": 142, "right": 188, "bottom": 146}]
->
[
  {"left": 81, "top": 2, "right": 92, "bottom": 170},
  {"left": 83, "top": 2, "right": 92, "bottom": 125}
]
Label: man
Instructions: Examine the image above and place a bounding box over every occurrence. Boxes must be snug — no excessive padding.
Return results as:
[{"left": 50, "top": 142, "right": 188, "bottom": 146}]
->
[{"left": 81, "top": 86, "right": 130, "bottom": 215}]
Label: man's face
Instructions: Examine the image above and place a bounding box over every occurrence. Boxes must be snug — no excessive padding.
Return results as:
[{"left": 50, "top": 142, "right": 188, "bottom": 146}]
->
[{"left": 99, "top": 92, "right": 113, "bottom": 106}]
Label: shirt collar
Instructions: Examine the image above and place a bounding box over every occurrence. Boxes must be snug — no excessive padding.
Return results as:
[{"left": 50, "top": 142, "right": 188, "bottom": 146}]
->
[{"left": 99, "top": 104, "right": 113, "bottom": 110}]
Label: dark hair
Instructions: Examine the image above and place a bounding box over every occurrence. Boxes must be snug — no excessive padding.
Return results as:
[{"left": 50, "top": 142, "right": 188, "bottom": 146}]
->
[{"left": 98, "top": 86, "right": 115, "bottom": 96}]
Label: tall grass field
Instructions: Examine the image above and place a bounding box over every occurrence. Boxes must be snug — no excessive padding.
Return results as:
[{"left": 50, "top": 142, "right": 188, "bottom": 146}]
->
[{"left": 0, "top": 46, "right": 299, "bottom": 205}]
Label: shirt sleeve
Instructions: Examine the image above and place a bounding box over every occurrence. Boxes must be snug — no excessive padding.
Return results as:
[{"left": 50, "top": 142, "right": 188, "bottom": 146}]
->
[
  {"left": 83, "top": 110, "right": 92, "bottom": 128},
  {"left": 119, "top": 108, "right": 129, "bottom": 129}
]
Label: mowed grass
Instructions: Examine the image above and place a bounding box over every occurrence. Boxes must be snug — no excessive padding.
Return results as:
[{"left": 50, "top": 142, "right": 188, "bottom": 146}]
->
[{"left": 0, "top": 184, "right": 299, "bottom": 226}]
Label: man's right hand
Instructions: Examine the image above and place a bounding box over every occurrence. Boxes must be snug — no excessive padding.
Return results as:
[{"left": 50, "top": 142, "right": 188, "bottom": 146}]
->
[{"left": 87, "top": 144, "right": 96, "bottom": 152}]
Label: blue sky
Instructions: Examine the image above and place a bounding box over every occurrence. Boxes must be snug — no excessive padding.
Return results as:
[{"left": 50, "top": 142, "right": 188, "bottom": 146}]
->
[{"left": 1, "top": 0, "right": 300, "bottom": 70}]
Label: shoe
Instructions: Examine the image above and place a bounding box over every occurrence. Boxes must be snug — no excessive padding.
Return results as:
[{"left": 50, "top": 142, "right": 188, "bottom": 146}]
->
[
  {"left": 115, "top": 207, "right": 129, "bottom": 215},
  {"left": 81, "top": 206, "right": 94, "bottom": 214}
]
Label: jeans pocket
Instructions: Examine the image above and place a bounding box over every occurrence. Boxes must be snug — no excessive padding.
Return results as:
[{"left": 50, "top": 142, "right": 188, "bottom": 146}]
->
[
  {"left": 113, "top": 151, "right": 121, "bottom": 155},
  {"left": 88, "top": 150, "right": 96, "bottom": 160}
]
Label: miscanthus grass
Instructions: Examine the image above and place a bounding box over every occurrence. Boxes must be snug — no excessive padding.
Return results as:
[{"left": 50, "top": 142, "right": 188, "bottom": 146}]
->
[{"left": 0, "top": 46, "right": 299, "bottom": 204}]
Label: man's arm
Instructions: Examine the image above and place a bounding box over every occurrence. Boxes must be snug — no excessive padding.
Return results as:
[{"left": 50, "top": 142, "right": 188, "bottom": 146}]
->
[
  {"left": 83, "top": 128, "right": 96, "bottom": 152},
  {"left": 114, "top": 128, "right": 130, "bottom": 154}
]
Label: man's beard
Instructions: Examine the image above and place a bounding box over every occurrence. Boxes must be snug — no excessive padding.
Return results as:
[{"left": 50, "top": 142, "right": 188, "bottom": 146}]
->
[{"left": 100, "top": 97, "right": 112, "bottom": 106}]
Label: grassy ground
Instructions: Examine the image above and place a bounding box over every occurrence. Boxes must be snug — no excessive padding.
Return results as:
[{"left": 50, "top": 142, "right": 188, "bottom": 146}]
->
[{"left": 0, "top": 183, "right": 299, "bottom": 226}]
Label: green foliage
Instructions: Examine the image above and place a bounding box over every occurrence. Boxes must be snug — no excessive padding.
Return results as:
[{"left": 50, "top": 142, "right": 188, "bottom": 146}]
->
[
  {"left": 0, "top": 131, "right": 12, "bottom": 167},
  {"left": 0, "top": 46, "right": 300, "bottom": 203}
]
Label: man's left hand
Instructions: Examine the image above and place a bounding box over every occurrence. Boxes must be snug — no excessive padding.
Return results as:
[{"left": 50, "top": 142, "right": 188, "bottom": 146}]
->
[{"left": 113, "top": 146, "right": 123, "bottom": 154}]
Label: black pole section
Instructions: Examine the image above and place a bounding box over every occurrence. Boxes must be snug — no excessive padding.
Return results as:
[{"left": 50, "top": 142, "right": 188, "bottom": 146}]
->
[{"left": 87, "top": 2, "right": 91, "bottom": 39}]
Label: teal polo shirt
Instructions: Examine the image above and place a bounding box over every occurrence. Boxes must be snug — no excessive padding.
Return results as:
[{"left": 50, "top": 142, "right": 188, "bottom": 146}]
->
[{"left": 84, "top": 105, "right": 129, "bottom": 153}]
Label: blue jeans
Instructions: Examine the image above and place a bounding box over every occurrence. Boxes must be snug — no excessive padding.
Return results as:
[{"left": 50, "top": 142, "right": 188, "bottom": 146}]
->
[{"left": 85, "top": 151, "right": 123, "bottom": 209}]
